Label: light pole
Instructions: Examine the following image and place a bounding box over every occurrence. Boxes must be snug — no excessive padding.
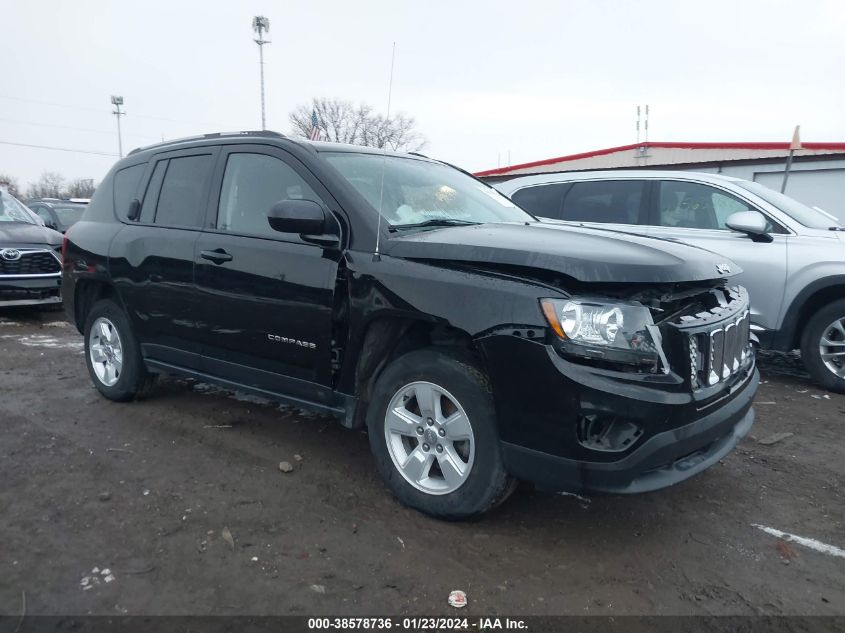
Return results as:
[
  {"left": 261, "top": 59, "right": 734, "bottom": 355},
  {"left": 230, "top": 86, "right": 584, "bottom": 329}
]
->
[
  {"left": 252, "top": 16, "right": 271, "bottom": 130},
  {"left": 111, "top": 95, "right": 125, "bottom": 157}
]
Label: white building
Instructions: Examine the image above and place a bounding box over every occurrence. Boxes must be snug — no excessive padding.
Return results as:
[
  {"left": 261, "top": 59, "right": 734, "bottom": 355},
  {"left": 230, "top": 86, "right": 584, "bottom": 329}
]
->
[{"left": 476, "top": 142, "right": 845, "bottom": 223}]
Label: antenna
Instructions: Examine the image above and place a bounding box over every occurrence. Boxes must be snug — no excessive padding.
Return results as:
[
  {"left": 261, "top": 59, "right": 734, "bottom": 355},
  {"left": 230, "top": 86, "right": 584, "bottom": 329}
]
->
[
  {"left": 373, "top": 42, "right": 397, "bottom": 262},
  {"left": 636, "top": 105, "right": 641, "bottom": 145}
]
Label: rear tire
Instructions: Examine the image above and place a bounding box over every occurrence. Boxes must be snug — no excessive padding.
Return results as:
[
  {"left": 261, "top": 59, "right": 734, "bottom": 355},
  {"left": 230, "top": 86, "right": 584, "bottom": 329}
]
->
[
  {"left": 83, "top": 299, "right": 157, "bottom": 401},
  {"left": 800, "top": 299, "right": 845, "bottom": 394},
  {"left": 366, "top": 348, "right": 514, "bottom": 519}
]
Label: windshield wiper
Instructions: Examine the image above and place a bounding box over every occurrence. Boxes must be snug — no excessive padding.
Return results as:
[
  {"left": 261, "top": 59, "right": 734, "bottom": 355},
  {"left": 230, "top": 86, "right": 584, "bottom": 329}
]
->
[{"left": 389, "top": 219, "right": 481, "bottom": 232}]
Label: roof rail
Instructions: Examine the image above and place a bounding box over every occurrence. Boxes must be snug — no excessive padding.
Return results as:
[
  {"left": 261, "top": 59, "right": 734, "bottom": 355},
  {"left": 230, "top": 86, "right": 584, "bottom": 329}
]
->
[{"left": 128, "top": 130, "right": 286, "bottom": 156}]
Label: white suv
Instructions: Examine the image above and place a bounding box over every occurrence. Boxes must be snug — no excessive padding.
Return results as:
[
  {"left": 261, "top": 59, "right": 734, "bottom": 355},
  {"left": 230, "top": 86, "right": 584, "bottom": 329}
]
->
[{"left": 496, "top": 171, "right": 845, "bottom": 392}]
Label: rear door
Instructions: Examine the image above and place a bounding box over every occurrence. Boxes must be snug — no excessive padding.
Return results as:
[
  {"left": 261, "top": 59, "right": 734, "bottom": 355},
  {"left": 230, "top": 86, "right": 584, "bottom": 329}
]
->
[
  {"left": 645, "top": 179, "right": 789, "bottom": 332},
  {"left": 109, "top": 149, "right": 216, "bottom": 368},
  {"left": 192, "top": 144, "right": 342, "bottom": 398}
]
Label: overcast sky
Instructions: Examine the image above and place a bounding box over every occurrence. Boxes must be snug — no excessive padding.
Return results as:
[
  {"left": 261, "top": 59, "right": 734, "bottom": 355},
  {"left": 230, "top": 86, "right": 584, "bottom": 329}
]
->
[{"left": 1, "top": 0, "right": 843, "bottom": 189}]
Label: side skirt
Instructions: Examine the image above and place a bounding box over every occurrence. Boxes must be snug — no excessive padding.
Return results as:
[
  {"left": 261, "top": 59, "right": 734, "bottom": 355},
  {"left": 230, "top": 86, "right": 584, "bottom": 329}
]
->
[{"left": 144, "top": 358, "right": 356, "bottom": 426}]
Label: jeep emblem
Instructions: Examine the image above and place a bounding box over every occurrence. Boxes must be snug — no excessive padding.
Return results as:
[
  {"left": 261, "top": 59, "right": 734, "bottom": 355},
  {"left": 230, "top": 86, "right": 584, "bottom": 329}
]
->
[{"left": 0, "top": 248, "right": 22, "bottom": 261}]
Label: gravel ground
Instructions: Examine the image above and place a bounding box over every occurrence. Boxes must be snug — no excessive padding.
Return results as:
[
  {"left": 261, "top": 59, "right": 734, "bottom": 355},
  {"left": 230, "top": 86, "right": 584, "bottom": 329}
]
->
[{"left": 0, "top": 308, "right": 843, "bottom": 617}]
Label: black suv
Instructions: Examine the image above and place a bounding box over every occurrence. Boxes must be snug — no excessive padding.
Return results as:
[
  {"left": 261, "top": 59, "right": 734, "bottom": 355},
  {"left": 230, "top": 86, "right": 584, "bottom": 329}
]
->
[{"left": 62, "top": 131, "right": 758, "bottom": 518}]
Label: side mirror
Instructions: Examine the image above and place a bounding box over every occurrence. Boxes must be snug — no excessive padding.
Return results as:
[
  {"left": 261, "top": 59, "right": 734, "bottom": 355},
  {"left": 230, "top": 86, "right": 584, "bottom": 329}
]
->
[
  {"left": 726, "top": 210, "right": 772, "bottom": 242},
  {"left": 268, "top": 199, "right": 327, "bottom": 235}
]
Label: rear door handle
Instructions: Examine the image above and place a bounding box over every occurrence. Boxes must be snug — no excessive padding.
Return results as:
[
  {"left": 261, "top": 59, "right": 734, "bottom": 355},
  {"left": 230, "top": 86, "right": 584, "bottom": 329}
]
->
[{"left": 200, "top": 249, "right": 233, "bottom": 264}]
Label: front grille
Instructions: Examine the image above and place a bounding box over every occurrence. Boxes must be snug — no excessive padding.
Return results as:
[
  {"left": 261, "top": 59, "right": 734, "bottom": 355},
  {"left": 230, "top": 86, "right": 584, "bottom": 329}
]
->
[
  {"left": 0, "top": 249, "right": 61, "bottom": 276},
  {"left": 669, "top": 286, "right": 752, "bottom": 390},
  {"left": 691, "top": 309, "right": 751, "bottom": 388}
]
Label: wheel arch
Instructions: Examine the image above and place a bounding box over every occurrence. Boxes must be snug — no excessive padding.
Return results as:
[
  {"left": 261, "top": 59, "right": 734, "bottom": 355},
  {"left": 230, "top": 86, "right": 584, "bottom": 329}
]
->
[
  {"left": 775, "top": 275, "right": 845, "bottom": 350},
  {"left": 345, "top": 314, "right": 480, "bottom": 429},
  {"left": 73, "top": 279, "right": 119, "bottom": 333}
]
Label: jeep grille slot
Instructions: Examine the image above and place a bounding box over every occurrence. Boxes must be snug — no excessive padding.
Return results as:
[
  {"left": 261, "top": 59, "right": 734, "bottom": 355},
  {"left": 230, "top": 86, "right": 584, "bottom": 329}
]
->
[{"left": 689, "top": 309, "right": 751, "bottom": 389}]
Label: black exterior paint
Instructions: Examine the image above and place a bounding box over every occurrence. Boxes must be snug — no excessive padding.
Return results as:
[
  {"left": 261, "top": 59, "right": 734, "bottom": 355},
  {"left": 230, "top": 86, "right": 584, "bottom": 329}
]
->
[{"left": 61, "top": 132, "right": 757, "bottom": 493}]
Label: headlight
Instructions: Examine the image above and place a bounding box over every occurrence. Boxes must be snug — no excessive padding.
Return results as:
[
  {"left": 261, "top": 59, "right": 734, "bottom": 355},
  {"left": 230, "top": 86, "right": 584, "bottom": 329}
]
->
[{"left": 540, "top": 298, "right": 666, "bottom": 371}]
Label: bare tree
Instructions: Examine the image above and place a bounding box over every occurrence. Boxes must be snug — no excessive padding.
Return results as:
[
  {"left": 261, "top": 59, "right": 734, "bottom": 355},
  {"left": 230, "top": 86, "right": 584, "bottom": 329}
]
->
[
  {"left": 65, "top": 178, "right": 96, "bottom": 199},
  {"left": 289, "top": 97, "right": 426, "bottom": 152},
  {"left": 26, "top": 171, "right": 66, "bottom": 200},
  {"left": 0, "top": 173, "right": 22, "bottom": 199}
]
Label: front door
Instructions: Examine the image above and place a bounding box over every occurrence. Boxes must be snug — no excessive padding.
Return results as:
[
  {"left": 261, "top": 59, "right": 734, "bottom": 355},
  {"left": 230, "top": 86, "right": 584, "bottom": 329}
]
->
[
  {"left": 193, "top": 145, "right": 342, "bottom": 402},
  {"left": 645, "top": 179, "right": 789, "bottom": 332}
]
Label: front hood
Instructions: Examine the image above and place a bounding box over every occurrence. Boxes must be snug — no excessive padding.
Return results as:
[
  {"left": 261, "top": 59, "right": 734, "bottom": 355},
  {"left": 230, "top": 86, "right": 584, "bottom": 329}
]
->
[
  {"left": 385, "top": 222, "right": 740, "bottom": 283},
  {"left": 0, "top": 222, "right": 62, "bottom": 247}
]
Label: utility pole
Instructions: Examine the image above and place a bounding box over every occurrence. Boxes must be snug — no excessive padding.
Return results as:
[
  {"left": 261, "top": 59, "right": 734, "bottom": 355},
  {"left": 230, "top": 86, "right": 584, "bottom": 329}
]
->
[
  {"left": 781, "top": 125, "right": 802, "bottom": 193},
  {"left": 111, "top": 95, "right": 125, "bottom": 157},
  {"left": 252, "top": 16, "right": 271, "bottom": 130}
]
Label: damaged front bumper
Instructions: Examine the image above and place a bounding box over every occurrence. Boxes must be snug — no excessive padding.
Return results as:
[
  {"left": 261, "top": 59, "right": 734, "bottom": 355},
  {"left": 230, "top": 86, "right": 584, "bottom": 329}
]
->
[{"left": 479, "top": 334, "right": 757, "bottom": 494}]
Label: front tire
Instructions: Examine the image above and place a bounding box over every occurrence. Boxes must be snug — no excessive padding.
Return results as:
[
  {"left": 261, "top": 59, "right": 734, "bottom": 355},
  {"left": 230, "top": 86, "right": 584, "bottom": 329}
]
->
[
  {"left": 83, "top": 299, "right": 156, "bottom": 401},
  {"left": 800, "top": 299, "right": 845, "bottom": 394},
  {"left": 366, "top": 348, "right": 514, "bottom": 519}
]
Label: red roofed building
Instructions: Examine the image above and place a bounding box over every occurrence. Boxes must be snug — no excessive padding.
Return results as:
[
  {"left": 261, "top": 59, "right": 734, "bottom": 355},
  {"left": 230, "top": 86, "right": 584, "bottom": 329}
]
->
[{"left": 475, "top": 141, "right": 845, "bottom": 221}]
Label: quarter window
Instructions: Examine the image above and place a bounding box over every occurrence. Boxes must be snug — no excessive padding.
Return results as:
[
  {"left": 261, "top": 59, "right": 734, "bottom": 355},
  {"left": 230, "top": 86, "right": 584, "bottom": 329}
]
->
[
  {"left": 113, "top": 163, "right": 145, "bottom": 219},
  {"left": 511, "top": 183, "right": 569, "bottom": 218},
  {"left": 217, "top": 153, "right": 322, "bottom": 237},
  {"left": 561, "top": 180, "right": 646, "bottom": 224},
  {"left": 154, "top": 155, "right": 213, "bottom": 227}
]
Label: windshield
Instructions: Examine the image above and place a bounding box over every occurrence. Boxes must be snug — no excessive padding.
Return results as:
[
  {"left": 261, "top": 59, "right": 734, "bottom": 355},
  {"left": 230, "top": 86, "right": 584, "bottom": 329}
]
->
[
  {"left": 735, "top": 180, "right": 839, "bottom": 229},
  {"left": 53, "top": 205, "right": 86, "bottom": 228},
  {"left": 324, "top": 152, "right": 534, "bottom": 228},
  {"left": 0, "top": 190, "right": 35, "bottom": 224}
]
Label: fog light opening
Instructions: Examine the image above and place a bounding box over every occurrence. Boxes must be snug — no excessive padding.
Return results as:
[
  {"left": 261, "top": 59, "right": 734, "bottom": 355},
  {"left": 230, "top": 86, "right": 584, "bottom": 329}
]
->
[{"left": 577, "top": 414, "right": 643, "bottom": 452}]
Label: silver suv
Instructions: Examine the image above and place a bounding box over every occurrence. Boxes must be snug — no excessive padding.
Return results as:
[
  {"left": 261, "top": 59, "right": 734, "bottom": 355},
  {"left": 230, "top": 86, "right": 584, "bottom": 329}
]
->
[{"left": 495, "top": 171, "right": 845, "bottom": 392}]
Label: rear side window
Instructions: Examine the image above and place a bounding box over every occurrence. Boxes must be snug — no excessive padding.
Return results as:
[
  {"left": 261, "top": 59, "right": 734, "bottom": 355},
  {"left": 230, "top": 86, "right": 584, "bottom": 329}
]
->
[
  {"left": 511, "top": 183, "right": 569, "bottom": 218},
  {"left": 113, "top": 163, "right": 145, "bottom": 219},
  {"left": 154, "top": 155, "right": 213, "bottom": 227},
  {"left": 561, "top": 180, "right": 646, "bottom": 224}
]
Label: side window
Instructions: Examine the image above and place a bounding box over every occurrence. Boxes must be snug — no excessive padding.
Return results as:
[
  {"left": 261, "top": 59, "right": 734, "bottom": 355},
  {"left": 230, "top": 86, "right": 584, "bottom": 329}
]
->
[
  {"left": 511, "top": 183, "right": 569, "bottom": 219},
  {"left": 657, "top": 181, "right": 757, "bottom": 230},
  {"left": 33, "top": 206, "right": 53, "bottom": 224},
  {"left": 154, "top": 155, "right": 213, "bottom": 227},
  {"left": 139, "top": 160, "right": 167, "bottom": 223},
  {"left": 561, "top": 180, "right": 646, "bottom": 224},
  {"left": 216, "top": 153, "right": 322, "bottom": 237},
  {"left": 113, "top": 163, "right": 146, "bottom": 219}
]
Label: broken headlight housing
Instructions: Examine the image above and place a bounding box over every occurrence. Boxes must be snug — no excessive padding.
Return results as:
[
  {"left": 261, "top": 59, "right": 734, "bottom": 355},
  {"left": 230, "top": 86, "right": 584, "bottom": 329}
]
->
[{"left": 540, "top": 298, "right": 666, "bottom": 371}]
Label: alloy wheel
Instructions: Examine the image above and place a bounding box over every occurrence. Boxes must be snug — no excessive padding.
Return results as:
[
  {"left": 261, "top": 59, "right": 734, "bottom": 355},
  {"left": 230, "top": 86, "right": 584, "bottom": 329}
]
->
[
  {"left": 384, "top": 381, "right": 475, "bottom": 495},
  {"left": 819, "top": 317, "right": 845, "bottom": 378},
  {"left": 89, "top": 317, "right": 124, "bottom": 387}
]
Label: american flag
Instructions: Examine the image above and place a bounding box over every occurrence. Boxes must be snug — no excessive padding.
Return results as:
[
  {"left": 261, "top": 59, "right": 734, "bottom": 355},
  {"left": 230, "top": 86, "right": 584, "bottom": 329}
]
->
[{"left": 309, "top": 109, "right": 321, "bottom": 141}]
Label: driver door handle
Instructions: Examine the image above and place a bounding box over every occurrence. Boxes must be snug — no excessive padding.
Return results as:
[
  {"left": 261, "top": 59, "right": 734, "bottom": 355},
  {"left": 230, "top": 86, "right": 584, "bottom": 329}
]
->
[{"left": 200, "top": 249, "right": 233, "bottom": 264}]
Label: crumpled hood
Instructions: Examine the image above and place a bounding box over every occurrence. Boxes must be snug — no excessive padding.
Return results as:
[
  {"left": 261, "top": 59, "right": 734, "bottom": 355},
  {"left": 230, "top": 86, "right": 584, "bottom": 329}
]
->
[
  {"left": 0, "top": 222, "right": 63, "bottom": 247},
  {"left": 385, "top": 222, "right": 740, "bottom": 283}
]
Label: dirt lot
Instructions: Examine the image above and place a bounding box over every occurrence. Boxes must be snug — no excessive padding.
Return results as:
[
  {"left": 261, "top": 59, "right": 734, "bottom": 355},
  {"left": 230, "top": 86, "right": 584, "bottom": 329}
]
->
[{"left": 0, "top": 308, "right": 843, "bottom": 618}]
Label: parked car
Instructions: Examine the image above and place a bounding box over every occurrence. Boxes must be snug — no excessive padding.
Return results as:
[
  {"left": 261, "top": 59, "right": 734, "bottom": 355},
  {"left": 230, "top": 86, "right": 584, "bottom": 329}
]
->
[
  {"left": 0, "top": 188, "right": 63, "bottom": 308},
  {"left": 496, "top": 171, "right": 845, "bottom": 393},
  {"left": 26, "top": 198, "right": 89, "bottom": 233},
  {"left": 62, "top": 132, "right": 757, "bottom": 518}
]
